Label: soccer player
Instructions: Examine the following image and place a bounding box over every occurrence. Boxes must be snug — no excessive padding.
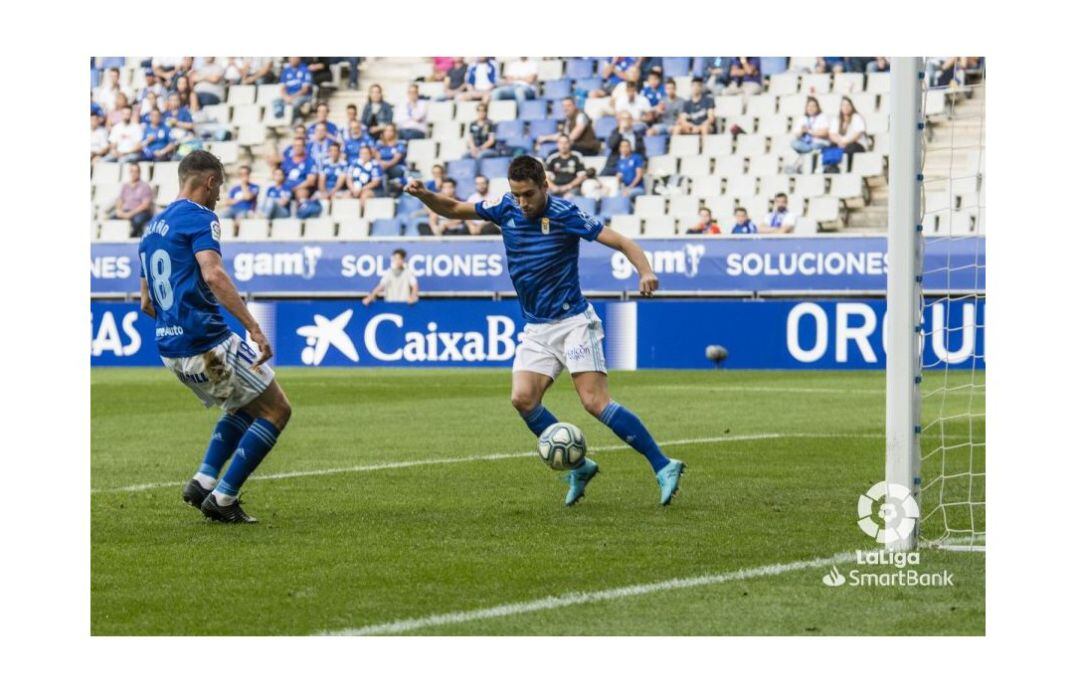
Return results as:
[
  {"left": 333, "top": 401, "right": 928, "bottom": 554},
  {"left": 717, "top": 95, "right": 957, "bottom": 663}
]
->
[
  {"left": 138, "top": 151, "right": 292, "bottom": 523},
  {"left": 404, "top": 156, "right": 685, "bottom": 506}
]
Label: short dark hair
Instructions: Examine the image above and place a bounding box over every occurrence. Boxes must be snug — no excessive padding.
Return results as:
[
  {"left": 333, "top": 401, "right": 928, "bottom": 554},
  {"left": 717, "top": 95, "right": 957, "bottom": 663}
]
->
[
  {"left": 665, "top": 78, "right": 676, "bottom": 87},
  {"left": 508, "top": 155, "right": 546, "bottom": 187},
  {"left": 735, "top": 206, "right": 748, "bottom": 214},
  {"left": 691, "top": 76, "right": 704, "bottom": 85},
  {"left": 775, "top": 192, "right": 787, "bottom": 200},
  {"left": 443, "top": 177, "right": 457, "bottom": 187},
  {"left": 177, "top": 150, "right": 224, "bottom": 186},
  {"left": 392, "top": 248, "right": 407, "bottom": 259}
]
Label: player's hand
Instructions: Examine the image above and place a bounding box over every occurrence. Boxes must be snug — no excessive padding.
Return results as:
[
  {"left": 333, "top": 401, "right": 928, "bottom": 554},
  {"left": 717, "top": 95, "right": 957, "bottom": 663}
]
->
[
  {"left": 639, "top": 272, "right": 659, "bottom": 297},
  {"left": 250, "top": 329, "right": 273, "bottom": 367},
  {"left": 362, "top": 295, "right": 374, "bottom": 306},
  {"left": 403, "top": 179, "right": 426, "bottom": 197}
]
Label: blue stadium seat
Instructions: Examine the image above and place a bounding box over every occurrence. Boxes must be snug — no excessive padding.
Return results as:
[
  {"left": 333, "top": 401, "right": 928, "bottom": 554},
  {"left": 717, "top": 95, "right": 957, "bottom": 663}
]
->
[
  {"left": 480, "top": 157, "right": 513, "bottom": 180},
  {"left": 100, "top": 57, "right": 126, "bottom": 69},
  {"left": 397, "top": 195, "right": 424, "bottom": 215},
  {"left": 447, "top": 158, "right": 478, "bottom": 181},
  {"left": 537, "top": 141, "right": 558, "bottom": 159},
  {"left": 565, "top": 59, "right": 597, "bottom": 80},
  {"left": 662, "top": 57, "right": 692, "bottom": 77},
  {"left": 645, "top": 135, "right": 669, "bottom": 158},
  {"left": 370, "top": 219, "right": 403, "bottom": 236},
  {"left": 90, "top": 68, "right": 102, "bottom": 89},
  {"left": 528, "top": 119, "right": 558, "bottom": 137},
  {"left": 569, "top": 196, "right": 598, "bottom": 216},
  {"left": 761, "top": 57, "right": 789, "bottom": 76},
  {"left": 594, "top": 116, "right": 617, "bottom": 140},
  {"left": 543, "top": 78, "right": 572, "bottom": 100},
  {"left": 599, "top": 196, "right": 632, "bottom": 220},
  {"left": 495, "top": 120, "right": 526, "bottom": 140},
  {"left": 519, "top": 99, "right": 549, "bottom": 120},
  {"left": 455, "top": 177, "right": 477, "bottom": 200},
  {"left": 574, "top": 77, "right": 603, "bottom": 93},
  {"left": 501, "top": 135, "right": 535, "bottom": 151}
]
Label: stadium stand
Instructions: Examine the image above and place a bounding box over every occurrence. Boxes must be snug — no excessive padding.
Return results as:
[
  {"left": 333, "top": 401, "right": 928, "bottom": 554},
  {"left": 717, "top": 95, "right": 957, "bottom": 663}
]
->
[{"left": 91, "top": 56, "right": 984, "bottom": 240}]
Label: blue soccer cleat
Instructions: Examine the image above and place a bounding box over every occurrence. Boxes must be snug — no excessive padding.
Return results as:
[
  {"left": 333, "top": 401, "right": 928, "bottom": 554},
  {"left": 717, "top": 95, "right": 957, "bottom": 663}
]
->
[
  {"left": 656, "top": 460, "right": 685, "bottom": 506},
  {"left": 564, "top": 458, "right": 599, "bottom": 507}
]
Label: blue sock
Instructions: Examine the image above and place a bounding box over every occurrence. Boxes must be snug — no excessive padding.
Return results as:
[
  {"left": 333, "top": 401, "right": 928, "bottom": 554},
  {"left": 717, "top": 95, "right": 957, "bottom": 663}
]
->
[
  {"left": 196, "top": 412, "right": 254, "bottom": 481},
  {"left": 598, "top": 402, "right": 670, "bottom": 473},
  {"left": 215, "top": 418, "right": 280, "bottom": 497},
  {"left": 520, "top": 404, "right": 559, "bottom": 437}
]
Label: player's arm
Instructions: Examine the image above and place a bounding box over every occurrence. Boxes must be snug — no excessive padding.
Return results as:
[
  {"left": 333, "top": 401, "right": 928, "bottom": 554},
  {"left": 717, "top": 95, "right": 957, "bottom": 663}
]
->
[
  {"left": 596, "top": 227, "right": 659, "bottom": 297},
  {"left": 362, "top": 278, "right": 386, "bottom": 306},
  {"left": 139, "top": 278, "right": 156, "bottom": 318},
  {"left": 404, "top": 179, "right": 481, "bottom": 220},
  {"left": 195, "top": 249, "right": 272, "bottom": 366}
]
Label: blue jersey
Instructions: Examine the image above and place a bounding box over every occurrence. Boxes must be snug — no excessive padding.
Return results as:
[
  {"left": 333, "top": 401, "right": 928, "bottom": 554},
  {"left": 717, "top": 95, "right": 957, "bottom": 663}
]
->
[
  {"left": 282, "top": 155, "right": 317, "bottom": 190},
  {"left": 474, "top": 194, "right": 604, "bottom": 323},
  {"left": 142, "top": 123, "right": 171, "bottom": 156},
  {"left": 280, "top": 63, "right": 312, "bottom": 95},
  {"left": 616, "top": 153, "right": 644, "bottom": 186},
  {"left": 730, "top": 220, "right": 758, "bottom": 235},
  {"left": 307, "top": 120, "right": 340, "bottom": 140},
  {"left": 350, "top": 159, "right": 383, "bottom": 187},
  {"left": 227, "top": 183, "right": 260, "bottom": 213},
  {"left": 321, "top": 159, "right": 348, "bottom": 190},
  {"left": 641, "top": 84, "right": 663, "bottom": 107},
  {"left": 137, "top": 199, "right": 230, "bottom": 358},
  {"left": 343, "top": 133, "right": 374, "bottom": 163}
]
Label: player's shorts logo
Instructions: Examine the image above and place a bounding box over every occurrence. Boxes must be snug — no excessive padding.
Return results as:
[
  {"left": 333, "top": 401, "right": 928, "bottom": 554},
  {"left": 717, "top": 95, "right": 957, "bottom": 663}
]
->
[{"left": 857, "top": 481, "right": 920, "bottom": 544}]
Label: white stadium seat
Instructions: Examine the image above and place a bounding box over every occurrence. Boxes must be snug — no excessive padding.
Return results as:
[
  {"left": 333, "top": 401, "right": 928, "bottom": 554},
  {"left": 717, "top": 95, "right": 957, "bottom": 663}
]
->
[
  {"left": 760, "top": 175, "right": 792, "bottom": 197},
  {"left": 270, "top": 219, "right": 303, "bottom": 240},
  {"left": 337, "top": 219, "right": 371, "bottom": 239},
  {"left": 833, "top": 73, "right": 865, "bottom": 95},
  {"left": 208, "top": 141, "right": 239, "bottom": 165},
  {"left": 801, "top": 73, "right": 831, "bottom": 94},
  {"left": 303, "top": 218, "right": 337, "bottom": 240},
  {"left": 689, "top": 175, "right": 722, "bottom": 197},
  {"left": 807, "top": 196, "right": 841, "bottom": 222},
  {"left": 713, "top": 96, "right": 743, "bottom": 118},
  {"left": 454, "top": 101, "right": 479, "bottom": 123},
  {"left": 767, "top": 72, "right": 799, "bottom": 96},
  {"left": 427, "top": 100, "right": 455, "bottom": 124},
  {"left": 669, "top": 135, "right": 701, "bottom": 157},
  {"left": 735, "top": 134, "right": 767, "bottom": 157},
  {"left": 676, "top": 216, "right": 701, "bottom": 234},
  {"left": 93, "top": 182, "right": 121, "bottom": 206},
  {"left": 537, "top": 59, "right": 565, "bottom": 81},
  {"left": 725, "top": 176, "right": 757, "bottom": 200},
  {"left": 713, "top": 157, "right": 745, "bottom": 177},
  {"left": 256, "top": 84, "right": 281, "bottom": 106},
  {"left": 866, "top": 72, "right": 890, "bottom": 94},
  {"left": 793, "top": 175, "right": 826, "bottom": 198},
  {"left": 217, "top": 218, "right": 236, "bottom": 240},
  {"left": 633, "top": 195, "right": 666, "bottom": 217},
  {"left": 748, "top": 154, "right": 780, "bottom": 176},
  {"left": 487, "top": 100, "right": 517, "bottom": 122},
  {"left": 646, "top": 154, "right": 678, "bottom": 176},
  {"left": 99, "top": 220, "right": 133, "bottom": 241},
  {"left": 232, "top": 104, "right": 263, "bottom": 126},
  {"left": 746, "top": 95, "right": 777, "bottom": 117},
  {"left": 851, "top": 152, "right": 885, "bottom": 177},
  {"left": 642, "top": 216, "right": 677, "bottom": 236},
  {"left": 668, "top": 195, "right": 702, "bottom": 218},
  {"left": 609, "top": 215, "right": 642, "bottom": 235},
  {"left": 330, "top": 198, "right": 361, "bottom": 221},
  {"left": 362, "top": 198, "right": 396, "bottom": 219},
  {"left": 779, "top": 94, "right": 808, "bottom": 117},
  {"left": 227, "top": 84, "right": 256, "bottom": 105},
  {"left": 679, "top": 155, "right": 712, "bottom": 177},
  {"left": 237, "top": 219, "right": 270, "bottom": 240},
  {"left": 702, "top": 196, "right": 737, "bottom": 216},
  {"left": 93, "top": 162, "right": 122, "bottom": 183},
  {"left": 830, "top": 174, "right": 865, "bottom": 200},
  {"left": 701, "top": 133, "right": 733, "bottom": 156}
]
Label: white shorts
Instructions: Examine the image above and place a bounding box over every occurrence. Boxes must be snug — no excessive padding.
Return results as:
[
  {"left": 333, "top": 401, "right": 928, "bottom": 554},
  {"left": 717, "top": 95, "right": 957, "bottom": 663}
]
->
[
  {"left": 513, "top": 304, "right": 607, "bottom": 379},
  {"left": 162, "top": 332, "right": 274, "bottom": 412}
]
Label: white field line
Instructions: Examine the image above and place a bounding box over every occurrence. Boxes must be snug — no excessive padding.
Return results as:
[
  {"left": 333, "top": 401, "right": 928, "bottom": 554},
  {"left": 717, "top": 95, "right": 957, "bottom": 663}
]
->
[
  {"left": 655, "top": 385, "right": 883, "bottom": 395},
  {"left": 319, "top": 550, "right": 858, "bottom": 636}
]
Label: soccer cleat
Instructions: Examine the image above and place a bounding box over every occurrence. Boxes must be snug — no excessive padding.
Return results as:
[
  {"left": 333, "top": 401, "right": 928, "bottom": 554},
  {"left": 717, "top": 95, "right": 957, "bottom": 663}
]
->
[
  {"left": 200, "top": 493, "right": 258, "bottom": 523},
  {"left": 564, "top": 458, "right": 599, "bottom": 507},
  {"left": 182, "top": 479, "right": 212, "bottom": 509},
  {"left": 656, "top": 460, "right": 686, "bottom": 506}
]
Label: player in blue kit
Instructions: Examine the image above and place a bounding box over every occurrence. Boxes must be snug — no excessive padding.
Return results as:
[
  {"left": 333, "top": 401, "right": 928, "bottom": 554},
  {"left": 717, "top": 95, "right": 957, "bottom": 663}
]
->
[
  {"left": 138, "top": 150, "right": 292, "bottom": 523},
  {"left": 404, "top": 156, "right": 685, "bottom": 506}
]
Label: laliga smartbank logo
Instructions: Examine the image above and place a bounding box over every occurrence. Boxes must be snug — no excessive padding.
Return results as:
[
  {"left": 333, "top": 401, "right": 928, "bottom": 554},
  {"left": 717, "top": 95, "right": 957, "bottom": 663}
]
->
[{"left": 820, "top": 481, "right": 954, "bottom": 588}]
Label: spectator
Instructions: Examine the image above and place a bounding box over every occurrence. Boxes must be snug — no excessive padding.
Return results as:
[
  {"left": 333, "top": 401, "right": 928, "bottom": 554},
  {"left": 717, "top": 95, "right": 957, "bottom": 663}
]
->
[
  {"left": 425, "top": 179, "right": 468, "bottom": 236},
  {"left": 592, "top": 57, "right": 642, "bottom": 97},
  {"left": 602, "top": 111, "right": 646, "bottom": 175},
  {"left": 672, "top": 77, "right": 716, "bottom": 136},
  {"left": 229, "top": 57, "right": 273, "bottom": 85},
  {"left": 867, "top": 57, "right": 891, "bottom": 73},
  {"left": 341, "top": 103, "right": 358, "bottom": 134},
  {"left": 150, "top": 56, "right": 181, "bottom": 85},
  {"left": 301, "top": 58, "right": 335, "bottom": 87},
  {"left": 816, "top": 57, "right": 847, "bottom": 74},
  {"left": 348, "top": 145, "right": 384, "bottom": 201},
  {"left": 699, "top": 57, "right": 731, "bottom": 94},
  {"left": 343, "top": 120, "right": 373, "bottom": 164},
  {"left": 685, "top": 207, "right": 722, "bottom": 235},
  {"left": 442, "top": 57, "right": 469, "bottom": 100},
  {"left": 105, "top": 106, "right": 144, "bottom": 163},
  {"left": 375, "top": 124, "right": 408, "bottom": 195},
  {"left": 827, "top": 96, "right": 868, "bottom": 173},
  {"left": 282, "top": 138, "right": 319, "bottom": 195},
  {"left": 491, "top": 57, "right": 539, "bottom": 110},
  {"left": 722, "top": 57, "right": 762, "bottom": 95},
  {"left": 169, "top": 57, "right": 195, "bottom": 92},
  {"left": 107, "top": 91, "right": 133, "bottom": 127},
  {"left": 462, "top": 57, "right": 498, "bottom": 101},
  {"left": 394, "top": 84, "right": 429, "bottom": 140},
  {"left": 95, "top": 67, "right": 123, "bottom": 113},
  {"left": 91, "top": 112, "right": 110, "bottom": 162},
  {"left": 110, "top": 163, "right": 154, "bottom": 236},
  {"left": 362, "top": 248, "right": 418, "bottom": 305},
  {"left": 789, "top": 96, "right": 831, "bottom": 172},
  {"left": 760, "top": 193, "right": 798, "bottom": 234},
  {"left": 191, "top": 57, "right": 226, "bottom": 108},
  {"left": 426, "top": 164, "right": 446, "bottom": 192},
  {"left": 261, "top": 168, "right": 293, "bottom": 219},
  {"left": 361, "top": 83, "right": 394, "bottom": 140},
  {"left": 641, "top": 67, "right": 664, "bottom": 108},
  {"left": 308, "top": 123, "right": 334, "bottom": 168},
  {"left": 273, "top": 57, "right": 314, "bottom": 123},
  {"left": 614, "top": 139, "right": 646, "bottom": 199},
  {"left": 136, "top": 70, "right": 166, "bottom": 116},
  {"left": 307, "top": 102, "right": 341, "bottom": 142},
  {"left": 294, "top": 186, "right": 323, "bottom": 220},
  {"left": 174, "top": 74, "right": 197, "bottom": 114},
  {"left": 927, "top": 57, "right": 981, "bottom": 88},
  {"left": 430, "top": 57, "right": 455, "bottom": 82},
  {"left": 579, "top": 167, "right": 611, "bottom": 199},
  {"left": 223, "top": 165, "right": 260, "bottom": 219},
  {"left": 730, "top": 207, "right": 759, "bottom": 234},
  {"left": 280, "top": 130, "right": 309, "bottom": 163},
  {"left": 465, "top": 175, "right": 500, "bottom": 235},
  {"left": 140, "top": 109, "right": 177, "bottom": 161},
  {"left": 162, "top": 92, "right": 195, "bottom": 141},
  {"left": 545, "top": 135, "right": 587, "bottom": 196},
  {"left": 318, "top": 143, "right": 350, "bottom": 199},
  {"left": 613, "top": 78, "right": 650, "bottom": 124},
  {"left": 646, "top": 78, "right": 686, "bottom": 136},
  {"left": 466, "top": 102, "right": 498, "bottom": 159},
  {"left": 536, "top": 97, "right": 601, "bottom": 155}
]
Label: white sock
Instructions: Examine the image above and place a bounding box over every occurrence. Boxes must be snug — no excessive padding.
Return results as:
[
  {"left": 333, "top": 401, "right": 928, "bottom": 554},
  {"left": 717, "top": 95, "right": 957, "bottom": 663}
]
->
[
  {"left": 212, "top": 490, "right": 236, "bottom": 505},
  {"left": 193, "top": 473, "right": 217, "bottom": 490}
]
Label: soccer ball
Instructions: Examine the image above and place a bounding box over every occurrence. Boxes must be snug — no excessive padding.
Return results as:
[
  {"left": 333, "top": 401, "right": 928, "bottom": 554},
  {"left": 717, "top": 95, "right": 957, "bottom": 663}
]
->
[{"left": 538, "top": 422, "right": 587, "bottom": 471}]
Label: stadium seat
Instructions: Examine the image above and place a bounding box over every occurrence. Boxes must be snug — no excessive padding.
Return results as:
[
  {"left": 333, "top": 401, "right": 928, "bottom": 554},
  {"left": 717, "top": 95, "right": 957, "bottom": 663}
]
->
[
  {"left": 851, "top": 152, "right": 885, "bottom": 177},
  {"left": 489, "top": 177, "right": 511, "bottom": 198},
  {"left": 669, "top": 135, "right": 701, "bottom": 157},
  {"left": 537, "top": 59, "right": 565, "bottom": 82},
  {"left": 202, "top": 104, "right": 232, "bottom": 125},
  {"left": 594, "top": 116, "right": 617, "bottom": 140},
  {"left": 396, "top": 195, "right": 425, "bottom": 216},
  {"left": 427, "top": 100, "right": 455, "bottom": 124},
  {"left": 807, "top": 196, "right": 841, "bottom": 222},
  {"left": 99, "top": 220, "right": 133, "bottom": 241},
  {"left": 237, "top": 124, "right": 267, "bottom": 147},
  {"left": 642, "top": 216, "right": 677, "bottom": 236},
  {"left": 93, "top": 162, "right": 122, "bottom": 184},
  {"left": 701, "top": 133, "right": 733, "bottom": 157},
  {"left": 479, "top": 157, "right": 512, "bottom": 180},
  {"left": 866, "top": 72, "right": 891, "bottom": 94},
  {"left": 834, "top": 72, "right": 865, "bottom": 95},
  {"left": 217, "top": 218, "right": 235, "bottom": 240},
  {"left": 431, "top": 120, "right": 463, "bottom": 142},
  {"left": 100, "top": 56, "right": 126, "bottom": 69},
  {"left": 736, "top": 134, "right": 767, "bottom": 157},
  {"left": 669, "top": 195, "right": 701, "bottom": 218},
  {"left": 801, "top": 73, "right": 832, "bottom": 94},
  {"left": 256, "top": 84, "right": 281, "bottom": 107},
  {"left": 407, "top": 138, "right": 439, "bottom": 164},
  {"left": 448, "top": 158, "right": 478, "bottom": 181},
  {"left": 439, "top": 138, "right": 468, "bottom": 162},
  {"left": 760, "top": 58, "right": 789, "bottom": 76},
  {"left": 455, "top": 101, "right": 479, "bottom": 123},
  {"left": 864, "top": 112, "right": 889, "bottom": 136},
  {"left": 232, "top": 104, "right": 263, "bottom": 126},
  {"left": 155, "top": 179, "right": 179, "bottom": 206},
  {"left": 646, "top": 154, "right": 677, "bottom": 176},
  {"left": 270, "top": 219, "right": 303, "bottom": 240},
  {"left": 575, "top": 77, "right": 603, "bottom": 93},
  {"left": 661, "top": 57, "right": 692, "bottom": 78},
  {"left": 93, "top": 182, "right": 121, "bottom": 206},
  {"left": 528, "top": 119, "right": 558, "bottom": 137},
  {"left": 337, "top": 219, "right": 370, "bottom": 239},
  {"left": 794, "top": 217, "right": 819, "bottom": 235},
  {"left": 702, "top": 196, "right": 737, "bottom": 216},
  {"left": 363, "top": 198, "right": 396, "bottom": 220},
  {"left": 725, "top": 176, "right": 757, "bottom": 199},
  {"left": 502, "top": 135, "right": 535, "bottom": 151},
  {"left": 690, "top": 175, "right": 722, "bottom": 197},
  {"left": 495, "top": 120, "right": 526, "bottom": 140},
  {"left": 565, "top": 59, "right": 596, "bottom": 80},
  {"left": 369, "top": 219, "right": 403, "bottom": 236},
  {"left": 519, "top": 100, "right": 549, "bottom": 121},
  {"left": 675, "top": 216, "right": 700, "bottom": 234},
  {"left": 543, "top": 78, "right": 572, "bottom": 100},
  {"left": 831, "top": 174, "right": 865, "bottom": 200},
  {"left": 609, "top": 214, "right": 642, "bottom": 235},
  {"left": 599, "top": 196, "right": 632, "bottom": 220},
  {"left": 208, "top": 141, "right": 239, "bottom": 165},
  {"left": 237, "top": 219, "right": 270, "bottom": 240},
  {"left": 536, "top": 141, "right": 558, "bottom": 159},
  {"left": 644, "top": 134, "right": 668, "bottom": 158},
  {"left": 417, "top": 81, "right": 443, "bottom": 99},
  {"left": 330, "top": 198, "right": 361, "bottom": 221},
  {"left": 817, "top": 94, "right": 842, "bottom": 115},
  {"left": 767, "top": 72, "right": 799, "bottom": 96},
  {"left": 455, "top": 177, "right": 478, "bottom": 200},
  {"left": 569, "top": 196, "right": 598, "bottom": 216},
  {"left": 761, "top": 175, "right": 792, "bottom": 197},
  {"left": 758, "top": 114, "right": 792, "bottom": 137},
  {"left": 679, "top": 155, "right": 712, "bottom": 177},
  {"left": 227, "top": 84, "right": 256, "bottom": 106},
  {"left": 713, "top": 157, "right": 745, "bottom": 177},
  {"left": 746, "top": 95, "right": 777, "bottom": 117},
  {"left": 487, "top": 100, "right": 517, "bottom": 122},
  {"left": 714, "top": 96, "right": 743, "bottom": 119},
  {"left": 151, "top": 161, "right": 179, "bottom": 183},
  {"left": 852, "top": 93, "right": 878, "bottom": 115},
  {"left": 598, "top": 176, "right": 620, "bottom": 195},
  {"left": 778, "top": 94, "right": 808, "bottom": 118},
  {"left": 672, "top": 75, "right": 693, "bottom": 98},
  {"left": 633, "top": 195, "right": 666, "bottom": 217}
]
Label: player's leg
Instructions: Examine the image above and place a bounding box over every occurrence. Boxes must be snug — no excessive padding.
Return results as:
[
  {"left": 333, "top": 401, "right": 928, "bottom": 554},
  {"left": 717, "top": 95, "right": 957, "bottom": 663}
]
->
[
  {"left": 183, "top": 409, "right": 254, "bottom": 508},
  {"left": 510, "top": 331, "right": 562, "bottom": 436}
]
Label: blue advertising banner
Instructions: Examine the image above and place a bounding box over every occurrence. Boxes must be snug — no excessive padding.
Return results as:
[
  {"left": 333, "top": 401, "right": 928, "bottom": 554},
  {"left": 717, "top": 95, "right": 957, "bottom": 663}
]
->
[
  {"left": 90, "top": 236, "right": 984, "bottom": 296},
  {"left": 91, "top": 298, "right": 984, "bottom": 371}
]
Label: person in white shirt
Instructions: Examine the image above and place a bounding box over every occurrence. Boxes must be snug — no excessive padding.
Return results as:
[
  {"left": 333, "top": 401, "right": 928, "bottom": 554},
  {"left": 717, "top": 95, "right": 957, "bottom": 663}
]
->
[
  {"left": 827, "top": 96, "right": 869, "bottom": 172},
  {"left": 192, "top": 57, "right": 226, "bottom": 107},
  {"left": 612, "top": 79, "right": 650, "bottom": 123},
  {"left": 363, "top": 249, "right": 419, "bottom": 305},
  {"left": 394, "top": 83, "right": 429, "bottom": 140},
  {"left": 791, "top": 97, "right": 830, "bottom": 154},
  {"left": 94, "top": 67, "right": 123, "bottom": 113},
  {"left": 491, "top": 57, "right": 539, "bottom": 109},
  {"left": 91, "top": 112, "right": 110, "bottom": 162},
  {"left": 760, "top": 193, "right": 799, "bottom": 234},
  {"left": 105, "top": 106, "right": 145, "bottom": 163},
  {"left": 465, "top": 175, "right": 499, "bottom": 235}
]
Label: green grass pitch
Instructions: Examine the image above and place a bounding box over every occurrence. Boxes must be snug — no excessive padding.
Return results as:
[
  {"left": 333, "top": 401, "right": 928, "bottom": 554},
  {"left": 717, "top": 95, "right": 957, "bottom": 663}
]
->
[{"left": 91, "top": 367, "right": 985, "bottom": 635}]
